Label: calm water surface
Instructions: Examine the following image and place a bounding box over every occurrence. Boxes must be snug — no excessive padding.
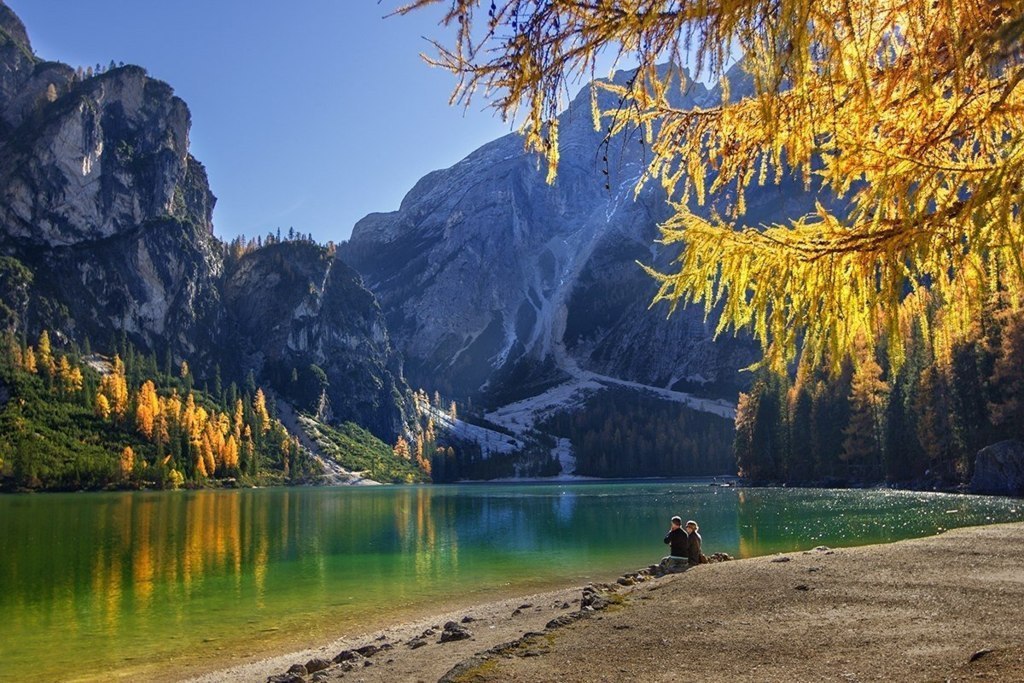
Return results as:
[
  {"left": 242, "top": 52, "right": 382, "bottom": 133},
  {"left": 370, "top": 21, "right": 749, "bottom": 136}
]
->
[{"left": 1, "top": 482, "right": 1021, "bottom": 680}]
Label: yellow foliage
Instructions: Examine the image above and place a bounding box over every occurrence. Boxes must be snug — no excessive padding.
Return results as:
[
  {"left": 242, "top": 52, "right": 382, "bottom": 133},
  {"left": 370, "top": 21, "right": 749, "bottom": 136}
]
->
[
  {"left": 120, "top": 446, "right": 134, "bottom": 480},
  {"left": 135, "top": 380, "right": 159, "bottom": 439},
  {"left": 99, "top": 356, "right": 129, "bottom": 420},
  {"left": 56, "top": 356, "right": 83, "bottom": 395},
  {"left": 168, "top": 468, "right": 184, "bottom": 489},
  {"left": 22, "top": 346, "right": 36, "bottom": 374},
  {"left": 253, "top": 389, "right": 271, "bottom": 434},
  {"left": 393, "top": 435, "right": 411, "bottom": 460},
  {"left": 223, "top": 435, "right": 239, "bottom": 470},
  {"left": 405, "top": 0, "right": 1024, "bottom": 367},
  {"left": 36, "top": 330, "right": 55, "bottom": 375},
  {"left": 95, "top": 393, "right": 111, "bottom": 420}
]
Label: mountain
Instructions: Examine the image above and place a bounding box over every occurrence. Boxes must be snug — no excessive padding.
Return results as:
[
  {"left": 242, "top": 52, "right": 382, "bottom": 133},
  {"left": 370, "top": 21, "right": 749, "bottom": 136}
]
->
[
  {"left": 0, "top": 2, "right": 409, "bottom": 441},
  {"left": 341, "top": 66, "right": 814, "bottom": 407}
]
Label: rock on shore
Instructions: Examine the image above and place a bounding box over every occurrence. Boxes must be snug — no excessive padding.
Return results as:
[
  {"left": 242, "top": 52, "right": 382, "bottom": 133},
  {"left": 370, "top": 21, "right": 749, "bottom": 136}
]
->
[{"left": 193, "top": 523, "right": 1024, "bottom": 683}]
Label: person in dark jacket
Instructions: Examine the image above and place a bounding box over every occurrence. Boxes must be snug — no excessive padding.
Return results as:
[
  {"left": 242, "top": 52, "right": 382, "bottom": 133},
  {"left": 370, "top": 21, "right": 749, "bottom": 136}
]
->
[
  {"left": 664, "top": 515, "right": 688, "bottom": 557},
  {"left": 685, "top": 519, "right": 702, "bottom": 566}
]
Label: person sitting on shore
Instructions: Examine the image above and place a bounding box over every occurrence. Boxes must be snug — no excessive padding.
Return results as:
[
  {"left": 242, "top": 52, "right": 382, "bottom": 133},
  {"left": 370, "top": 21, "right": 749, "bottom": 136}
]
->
[
  {"left": 685, "top": 520, "right": 703, "bottom": 566},
  {"left": 660, "top": 516, "right": 689, "bottom": 571},
  {"left": 664, "top": 516, "right": 687, "bottom": 557}
]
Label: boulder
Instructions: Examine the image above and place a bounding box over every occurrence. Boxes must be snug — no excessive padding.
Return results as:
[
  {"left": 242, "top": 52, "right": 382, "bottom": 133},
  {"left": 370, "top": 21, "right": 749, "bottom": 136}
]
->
[
  {"left": 355, "top": 644, "right": 380, "bottom": 658},
  {"left": 658, "top": 556, "right": 690, "bottom": 573},
  {"left": 267, "top": 674, "right": 304, "bottom": 683},
  {"left": 439, "top": 621, "right": 472, "bottom": 643},
  {"left": 304, "top": 658, "right": 330, "bottom": 674},
  {"left": 971, "top": 440, "right": 1024, "bottom": 496}
]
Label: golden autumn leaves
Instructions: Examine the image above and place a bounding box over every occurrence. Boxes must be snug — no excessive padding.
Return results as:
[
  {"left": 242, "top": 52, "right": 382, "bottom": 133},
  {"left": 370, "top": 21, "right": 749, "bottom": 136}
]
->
[
  {"left": 11, "top": 329, "right": 298, "bottom": 485},
  {"left": 401, "top": 0, "right": 1024, "bottom": 370}
]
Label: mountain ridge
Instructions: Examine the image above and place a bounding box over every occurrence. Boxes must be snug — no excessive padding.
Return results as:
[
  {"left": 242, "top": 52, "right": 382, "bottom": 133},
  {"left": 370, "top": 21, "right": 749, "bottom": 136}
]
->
[{"left": 0, "top": 1, "right": 411, "bottom": 443}]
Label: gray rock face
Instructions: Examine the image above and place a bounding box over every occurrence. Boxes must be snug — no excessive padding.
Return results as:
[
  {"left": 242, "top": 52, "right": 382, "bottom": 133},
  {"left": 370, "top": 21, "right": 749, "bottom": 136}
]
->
[
  {"left": 0, "top": 3, "right": 409, "bottom": 442},
  {"left": 224, "top": 242, "right": 410, "bottom": 438},
  {"left": 342, "top": 66, "right": 787, "bottom": 400},
  {"left": 0, "top": 64, "right": 213, "bottom": 247},
  {"left": 971, "top": 440, "right": 1024, "bottom": 496},
  {"left": 0, "top": 3, "right": 35, "bottom": 123},
  {"left": 0, "top": 11, "right": 222, "bottom": 360}
]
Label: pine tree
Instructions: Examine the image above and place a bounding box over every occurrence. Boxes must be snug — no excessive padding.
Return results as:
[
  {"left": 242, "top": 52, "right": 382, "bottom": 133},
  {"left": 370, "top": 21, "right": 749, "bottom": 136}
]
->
[
  {"left": 915, "top": 364, "right": 958, "bottom": 482},
  {"left": 841, "top": 336, "right": 890, "bottom": 480},
  {"left": 989, "top": 308, "right": 1024, "bottom": 440}
]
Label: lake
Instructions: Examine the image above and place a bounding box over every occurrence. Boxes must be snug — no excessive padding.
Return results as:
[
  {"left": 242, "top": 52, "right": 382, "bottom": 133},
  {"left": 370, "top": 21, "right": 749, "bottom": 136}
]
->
[{"left": 1, "top": 482, "right": 1021, "bottom": 680}]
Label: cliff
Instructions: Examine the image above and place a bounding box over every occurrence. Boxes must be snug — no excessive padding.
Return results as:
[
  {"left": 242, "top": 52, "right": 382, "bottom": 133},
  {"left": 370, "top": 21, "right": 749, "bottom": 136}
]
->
[
  {"left": 341, "top": 66, "right": 788, "bottom": 404},
  {"left": 0, "top": 2, "right": 410, "bottom": 441}
]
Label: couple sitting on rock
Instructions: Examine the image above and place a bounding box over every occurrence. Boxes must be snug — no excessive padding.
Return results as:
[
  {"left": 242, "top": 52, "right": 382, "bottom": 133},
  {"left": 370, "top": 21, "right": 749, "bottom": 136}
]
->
[{"left": 661, "top": 516, "right": 702, "bottom": 571}]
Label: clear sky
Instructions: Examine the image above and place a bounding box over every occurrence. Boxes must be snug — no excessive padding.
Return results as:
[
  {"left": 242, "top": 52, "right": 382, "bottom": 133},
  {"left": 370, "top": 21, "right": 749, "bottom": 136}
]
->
[{"left": 6, "top": 1, "right": 519, "bottom": 243}]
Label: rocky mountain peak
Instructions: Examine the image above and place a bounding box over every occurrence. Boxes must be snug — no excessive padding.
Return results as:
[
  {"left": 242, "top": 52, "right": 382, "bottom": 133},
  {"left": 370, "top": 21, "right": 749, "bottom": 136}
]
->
[
  {"left": 0, "top": 2, "right": 31, "bottom": 53},
  {"left": 0, "top": 60, "right": 213, "bottom": 248},
  {"left": 342, "top": 63, "right": 789, "bottom": 403},
  {"left": 0, "top": 2, "right": 37, "bottom": 121},
  {"left": 0, "top": 4, "right": 412, "bottom": 443}
]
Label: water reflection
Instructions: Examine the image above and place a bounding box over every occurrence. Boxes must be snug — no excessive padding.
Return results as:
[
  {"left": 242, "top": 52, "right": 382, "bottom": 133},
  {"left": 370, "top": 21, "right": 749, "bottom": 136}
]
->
[{"left": 0, "top": 484, "right": 1019, "bottom": 680}]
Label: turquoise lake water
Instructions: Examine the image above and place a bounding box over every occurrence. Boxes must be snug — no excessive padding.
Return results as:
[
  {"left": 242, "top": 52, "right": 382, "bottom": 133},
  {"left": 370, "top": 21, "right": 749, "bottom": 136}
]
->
[{"left": 1, "top": 482, "right": 1021, "bottom": 680}]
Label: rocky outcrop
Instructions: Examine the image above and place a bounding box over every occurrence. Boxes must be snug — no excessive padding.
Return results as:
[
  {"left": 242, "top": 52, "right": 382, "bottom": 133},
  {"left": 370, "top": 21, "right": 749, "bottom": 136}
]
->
[
  {"left": 0, "top": 3, "right": 222, "bottom": 359},
  {"left": 0, "top": 2, "right": 409, "bottom": 442},
  {"left": 0, "top": 2, "right": 36, "bottom": 130},
  {"left": 224, "top": 242, "right": 410, "bottom": 437},
  {"left": 0, "top": 64, "right": 214, "bottom": 247},
  {"left": 342, "top": 65, "right": 784, "bottom": 402},
  {"left": 971, "top": 441, "right": 1024, "bottom": 496}
]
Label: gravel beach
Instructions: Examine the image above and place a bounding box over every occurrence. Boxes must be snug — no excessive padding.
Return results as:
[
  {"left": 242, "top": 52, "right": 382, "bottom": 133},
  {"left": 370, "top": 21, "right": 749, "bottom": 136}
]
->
[{"left": 189, "top": 522, "right": 1024, "bottom": 683}]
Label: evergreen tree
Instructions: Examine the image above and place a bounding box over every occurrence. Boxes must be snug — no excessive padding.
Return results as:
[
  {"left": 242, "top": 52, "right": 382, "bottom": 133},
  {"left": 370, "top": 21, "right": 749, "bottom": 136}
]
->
[{"left": 841, "top": 336, "right": 889, "bottom": 480}]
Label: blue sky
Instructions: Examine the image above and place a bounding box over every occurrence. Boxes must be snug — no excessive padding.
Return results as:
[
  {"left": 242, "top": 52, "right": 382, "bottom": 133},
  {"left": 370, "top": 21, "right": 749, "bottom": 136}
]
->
[{"left": 7, "top": 1, "right": 520, "bottom": 243}]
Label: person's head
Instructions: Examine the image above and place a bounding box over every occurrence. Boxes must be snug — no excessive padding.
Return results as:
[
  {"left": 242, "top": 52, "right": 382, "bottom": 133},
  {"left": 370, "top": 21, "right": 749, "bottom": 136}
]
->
[
  {"left": 685, "top": 520, "right": 699, "bottom": 533},
  {"left": 670, "top": 515, "right": 682, "bottom": 528}
]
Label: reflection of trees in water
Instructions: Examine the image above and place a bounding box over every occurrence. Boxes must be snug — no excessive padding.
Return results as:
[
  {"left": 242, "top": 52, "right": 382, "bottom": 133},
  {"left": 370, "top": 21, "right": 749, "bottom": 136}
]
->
[{"left": 1, "top": 485, "right": 1020, "bottom": 678}]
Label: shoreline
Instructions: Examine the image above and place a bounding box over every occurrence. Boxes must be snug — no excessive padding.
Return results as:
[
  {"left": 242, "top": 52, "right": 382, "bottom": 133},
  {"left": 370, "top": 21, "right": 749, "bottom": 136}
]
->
[{"left": 189, "top": 521, "right": 1024, "bottom": 683}]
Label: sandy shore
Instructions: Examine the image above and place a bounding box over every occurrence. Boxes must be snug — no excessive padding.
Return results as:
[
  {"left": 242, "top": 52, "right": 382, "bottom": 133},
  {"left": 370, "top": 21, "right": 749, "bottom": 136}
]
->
[{"left": 191, "top": 522, "right": 1024, "bottom": 683}]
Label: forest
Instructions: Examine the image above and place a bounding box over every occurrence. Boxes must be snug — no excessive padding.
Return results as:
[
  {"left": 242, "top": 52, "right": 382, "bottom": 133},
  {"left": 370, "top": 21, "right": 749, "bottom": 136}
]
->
[
  {"left": 736, "top": 291, "right": 1024, "bottom": 488},
  {"left": 541, "top": 387, "right": 736, "bottom": 478},
  {"left": 0, "top": 329, "right": 317, "bottom": 491}
]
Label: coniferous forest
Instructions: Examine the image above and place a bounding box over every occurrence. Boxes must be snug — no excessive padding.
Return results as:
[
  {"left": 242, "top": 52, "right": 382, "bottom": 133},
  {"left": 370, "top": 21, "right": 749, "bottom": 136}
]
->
[
  {"left": 735, "top": 291, "right": 1024, "bottom": 488},
  {"left": 542, "top": 388, "right": 735, "bottom": 478}
]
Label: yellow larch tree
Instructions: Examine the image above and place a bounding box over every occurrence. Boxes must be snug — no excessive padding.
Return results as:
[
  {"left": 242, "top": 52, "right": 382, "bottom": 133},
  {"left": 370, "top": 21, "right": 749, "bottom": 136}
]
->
[
  {"left": 22, "top": 345, "right": 36, "bottom": 374},
  {"left": 120, "top": 446, "right": 135, "bottom": 480},
  {"left": 393, "top": 435, "right": 411, "bottom": 460},
  {"left": 135, "top": 380, "right": 160, "bottom": 439},
  {"left": 36, "top": 330, "right": 55, "bottom": 376},
  {"left": 223, "top": 435, "right": 240, "bottom": 471},
  {"left": 99, "top": 355, "right": 129, "bottom": 420},
  {"left": 400, "top": 0, "right": 1024, "bottom": 368},
  {"left": 95, "top": 393, "right": 111, "bottom": 420},
  {"left": 56, "top": 356, "right": 83, "bottom": 395},
  {"left": 253, "top": 388, "right": 271, "bottom": 434},
  {"left": 202, "top": 421, "right": 220, "bottom": 476}
]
